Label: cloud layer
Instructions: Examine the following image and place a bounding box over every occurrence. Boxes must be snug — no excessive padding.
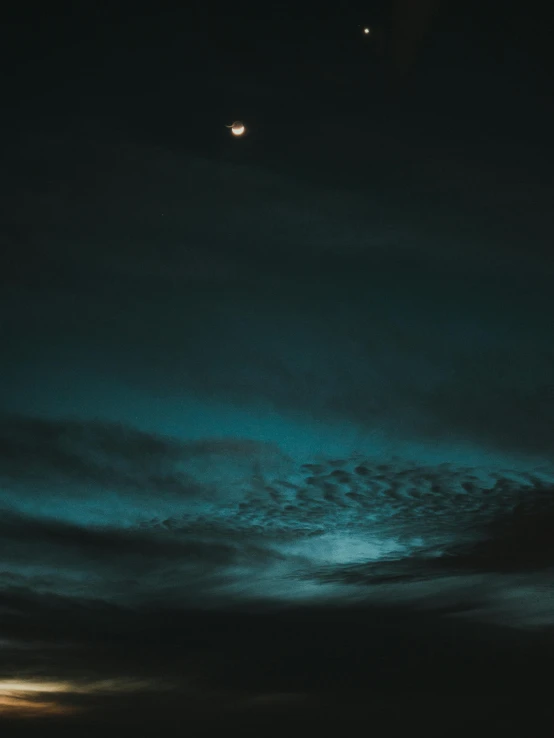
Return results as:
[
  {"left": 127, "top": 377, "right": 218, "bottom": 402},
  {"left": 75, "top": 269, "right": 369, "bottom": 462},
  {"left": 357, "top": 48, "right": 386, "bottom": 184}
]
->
[
  {"left": 2, "top": 414, "right": 553, "bottom": 623},
  {"left": 2, "top": 79, "right": 554, "bottom": 728}
]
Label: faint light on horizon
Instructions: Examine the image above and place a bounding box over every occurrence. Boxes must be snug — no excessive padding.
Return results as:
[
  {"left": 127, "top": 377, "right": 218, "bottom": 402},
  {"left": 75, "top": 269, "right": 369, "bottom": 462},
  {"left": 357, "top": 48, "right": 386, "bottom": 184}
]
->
[
  {"left": 0, "top": 679, "right": 70, "bottom": 693},
  {"left": 0, "top": 677, "right": 159, "bottom": 718},
  {"left": 0, "top": 680, "right": 75, "bottom": 718}
]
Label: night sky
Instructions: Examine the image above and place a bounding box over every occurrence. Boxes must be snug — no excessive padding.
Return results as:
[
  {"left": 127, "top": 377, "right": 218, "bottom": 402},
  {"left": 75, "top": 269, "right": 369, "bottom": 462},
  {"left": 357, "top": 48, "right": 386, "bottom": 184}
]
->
[{"left": 2, "top": 0, "right": 554, "bottom": 734}]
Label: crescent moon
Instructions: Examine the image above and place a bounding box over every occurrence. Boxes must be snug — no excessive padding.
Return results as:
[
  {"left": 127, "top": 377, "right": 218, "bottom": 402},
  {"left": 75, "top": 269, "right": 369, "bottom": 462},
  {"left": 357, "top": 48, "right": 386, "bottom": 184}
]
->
[{"left": 226, "top": 121, "right": 246, "bottom": 136}]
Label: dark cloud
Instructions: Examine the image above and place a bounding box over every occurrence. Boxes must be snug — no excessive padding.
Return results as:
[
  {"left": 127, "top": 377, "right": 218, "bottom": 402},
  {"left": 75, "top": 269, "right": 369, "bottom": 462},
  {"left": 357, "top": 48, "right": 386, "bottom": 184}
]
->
[
  {"left": 0, "top": 413, "right": 286, "bottom": 499},
  {"left": 438, "top": 501, "right": 554, "bottom": 575},
  {"left": 0, "top": 509, "right": 242, "bottom": 573}
]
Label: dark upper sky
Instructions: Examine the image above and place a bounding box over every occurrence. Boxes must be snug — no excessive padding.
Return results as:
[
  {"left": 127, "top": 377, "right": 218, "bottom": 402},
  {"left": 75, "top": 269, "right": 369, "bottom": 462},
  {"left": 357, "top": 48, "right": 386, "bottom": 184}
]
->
[{"left": 1, "top": 0, "right": 554, "bottom": 733}]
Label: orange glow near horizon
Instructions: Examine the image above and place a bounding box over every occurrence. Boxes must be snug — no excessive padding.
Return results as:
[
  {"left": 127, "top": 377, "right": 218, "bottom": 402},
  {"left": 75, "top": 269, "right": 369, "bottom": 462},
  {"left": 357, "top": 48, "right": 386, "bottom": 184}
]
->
[
  {"left": 0, "top": 677, "right": 156, "bottom": 719},
  {"left": 0, "top": 680, "right": 77, "bottom": 718}
]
